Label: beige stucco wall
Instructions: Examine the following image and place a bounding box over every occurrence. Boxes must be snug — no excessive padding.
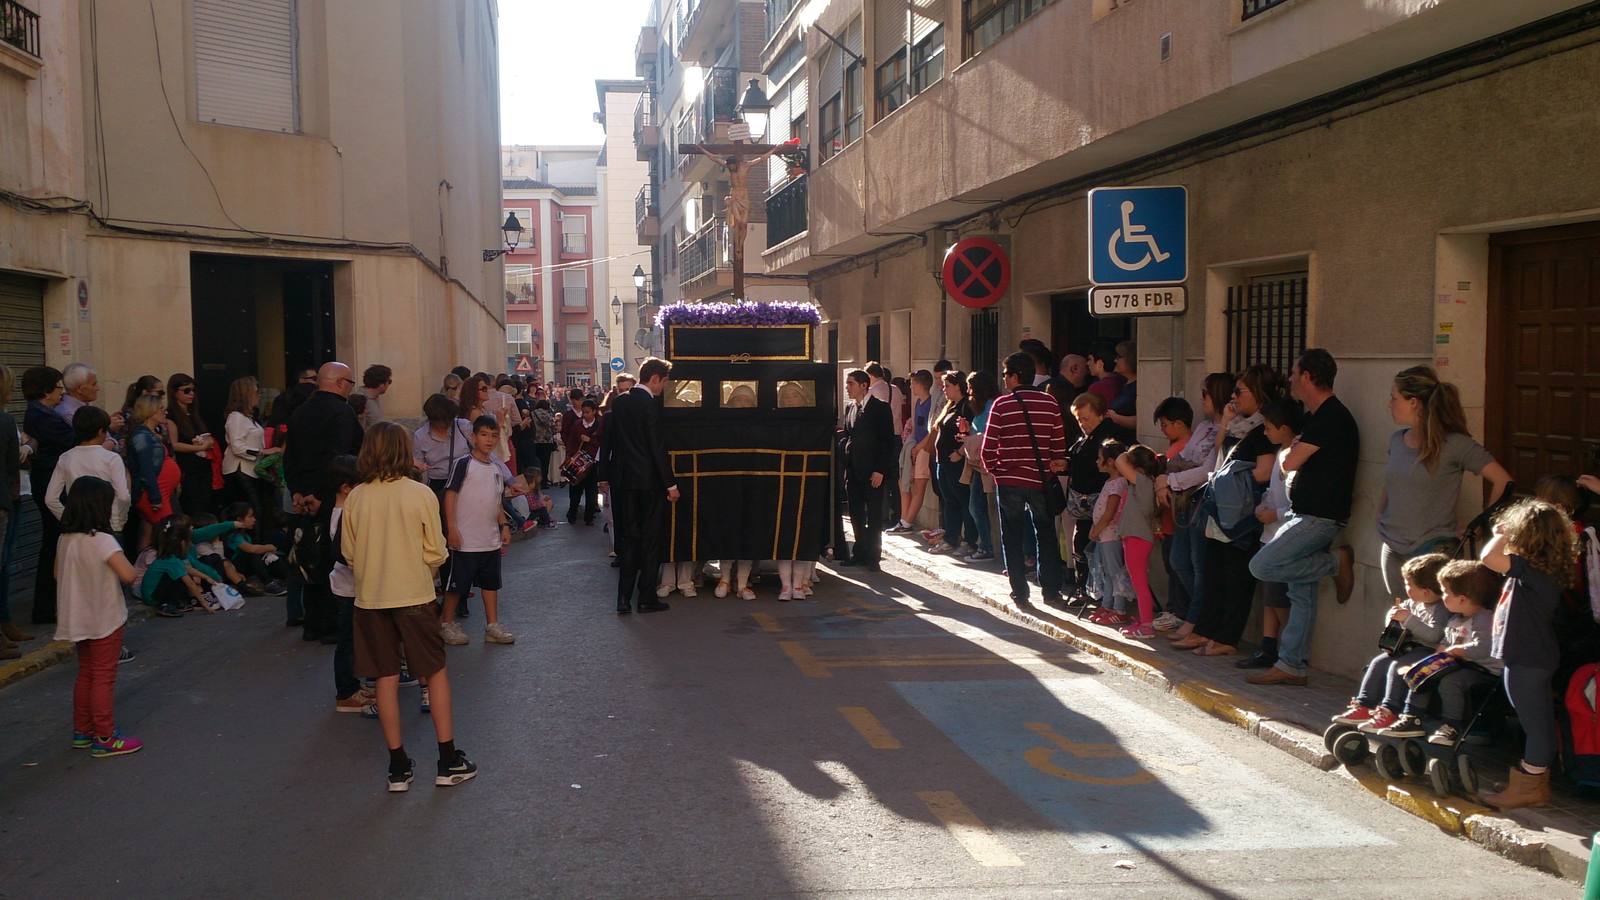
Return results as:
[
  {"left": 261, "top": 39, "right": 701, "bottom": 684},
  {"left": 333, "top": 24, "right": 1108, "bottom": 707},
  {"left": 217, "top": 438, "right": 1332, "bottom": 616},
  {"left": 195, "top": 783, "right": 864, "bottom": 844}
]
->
[
  {"left": 811, "top": 37, "right": 1600, "bottom": 678},
  {"left": 601, "top": 87, "right": 652, "bottom": 369}
]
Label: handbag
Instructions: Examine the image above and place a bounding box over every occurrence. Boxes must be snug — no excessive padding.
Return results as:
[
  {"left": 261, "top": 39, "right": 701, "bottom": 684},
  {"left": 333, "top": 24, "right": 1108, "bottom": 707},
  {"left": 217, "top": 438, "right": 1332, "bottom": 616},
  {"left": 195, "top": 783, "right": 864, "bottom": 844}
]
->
[
  {"left": 1377, "top": 619, "right": 1416, "bottom": 657},
  {"left": 1015, "top": 396, "right": 1068, "bottom": 518}
]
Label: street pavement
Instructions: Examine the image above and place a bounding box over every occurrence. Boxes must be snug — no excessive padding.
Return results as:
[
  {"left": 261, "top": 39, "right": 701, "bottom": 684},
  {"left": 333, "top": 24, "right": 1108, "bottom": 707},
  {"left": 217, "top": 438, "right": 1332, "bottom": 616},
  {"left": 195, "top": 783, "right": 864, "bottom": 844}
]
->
[{"left": 0, "top": 519, "right": 1576, "bottom": 898}]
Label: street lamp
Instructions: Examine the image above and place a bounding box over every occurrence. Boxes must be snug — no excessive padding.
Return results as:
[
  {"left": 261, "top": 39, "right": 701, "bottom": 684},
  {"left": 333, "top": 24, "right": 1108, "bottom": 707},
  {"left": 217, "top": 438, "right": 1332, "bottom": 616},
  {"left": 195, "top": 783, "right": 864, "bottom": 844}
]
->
[
  {"left": 737, "top": 79, "right": 771, "bottom": 142},
  {"left": 481, "top": 212, "right": 525, "bottom": 262},
  {"left": 632, "top": 265, "right": 646, "bottom": 290}
]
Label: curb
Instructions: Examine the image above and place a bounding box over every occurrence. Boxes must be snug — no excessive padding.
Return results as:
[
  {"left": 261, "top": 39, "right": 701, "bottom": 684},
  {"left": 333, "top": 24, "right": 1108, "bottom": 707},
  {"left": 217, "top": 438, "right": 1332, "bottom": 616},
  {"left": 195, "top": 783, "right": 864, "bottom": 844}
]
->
[
  {"left": 0, "top": 603, "right": 154, "bottom": 693},
  {"left": 875, "top": 540, "right": 1588, "bottom": 882}
]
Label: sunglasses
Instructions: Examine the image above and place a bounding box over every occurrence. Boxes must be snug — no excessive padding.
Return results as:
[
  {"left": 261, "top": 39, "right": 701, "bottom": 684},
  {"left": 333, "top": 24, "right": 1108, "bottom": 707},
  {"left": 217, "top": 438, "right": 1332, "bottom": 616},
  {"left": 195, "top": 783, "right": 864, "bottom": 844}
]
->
[{"left": 178, "top": 386, "right": 196, "bottom": 394}]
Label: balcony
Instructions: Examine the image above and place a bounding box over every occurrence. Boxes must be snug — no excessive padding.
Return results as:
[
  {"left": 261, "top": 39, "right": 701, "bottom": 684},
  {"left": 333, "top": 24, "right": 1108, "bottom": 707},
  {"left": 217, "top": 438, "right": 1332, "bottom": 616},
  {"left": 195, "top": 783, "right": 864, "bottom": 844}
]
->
[
  {"left": 676, "top": 0, "right": 738, "bottom": 65},
  {"left": 635, "top": 23, "right": 658, "bottom": 78},
  {"left": 633, "top": 92, "right": 658, "bottom": 160},
  {"left": 676, "top": 67, "right": 739, "bottom": 181},
  {"left": 635, "top": 184, "right": 660, "bottom": 242},
  {"left": 677, "top": 216, "right": 733, "bottom": 299},
  {"left": 1, "top": 0, "right": 40, "bottom": 68},
  {"left": 764, "top": 174, "right": 807, "bottom": 249},
  {"left": 636, "top": 276, "right": 660, "bottom": 313},
  {"left": 765, "top": 0, "right": 798, "bottom": 44}
]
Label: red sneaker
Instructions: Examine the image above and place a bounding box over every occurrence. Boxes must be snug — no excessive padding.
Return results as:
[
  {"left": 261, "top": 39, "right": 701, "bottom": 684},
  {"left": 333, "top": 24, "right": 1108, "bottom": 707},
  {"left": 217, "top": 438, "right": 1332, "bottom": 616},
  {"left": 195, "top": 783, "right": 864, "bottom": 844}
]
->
[
  {"left": 1359, "top": 707, "right": 1399, "bottom": 733},
  {"left": 1331, "top": 703, "right": 1375, "bottom": 726}
]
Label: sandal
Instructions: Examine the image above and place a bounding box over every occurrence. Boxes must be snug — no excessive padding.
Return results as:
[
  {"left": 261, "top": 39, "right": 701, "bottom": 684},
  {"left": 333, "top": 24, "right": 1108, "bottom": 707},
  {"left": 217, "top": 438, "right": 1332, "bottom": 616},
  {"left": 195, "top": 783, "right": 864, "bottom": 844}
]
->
[
  {"left": 1170, "top": 635, "right": 1207, "bottom": 650},
  {"left": 1195, "top": 642, "right": 1237, "bottom": 657}
]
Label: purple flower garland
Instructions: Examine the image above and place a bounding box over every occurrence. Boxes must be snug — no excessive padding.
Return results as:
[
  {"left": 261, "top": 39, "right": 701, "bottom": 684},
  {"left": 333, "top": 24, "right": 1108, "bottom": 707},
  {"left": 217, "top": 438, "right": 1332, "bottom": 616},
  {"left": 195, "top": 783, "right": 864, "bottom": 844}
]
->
[{"left": 657, "top": 300, "right": 822, "bottom": 329}]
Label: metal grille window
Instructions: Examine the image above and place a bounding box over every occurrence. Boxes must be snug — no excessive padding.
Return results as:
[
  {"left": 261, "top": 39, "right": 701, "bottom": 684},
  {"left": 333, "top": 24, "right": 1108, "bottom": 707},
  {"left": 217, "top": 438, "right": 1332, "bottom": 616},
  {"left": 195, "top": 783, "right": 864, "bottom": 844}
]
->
[
  {"left": 1224, "top": 272, "right": 1308, "bottom": 377},
  {"left": 875, "top": 49, "right": 906, "bottom": 119},
  {"left": 562, "top": 269, "right": 588, "bottom": 309},
  {"left": 193, "top": 0, "right": 299, "bottom": 133},
  {"left": 1242, "top": 0, "right": 1293, "bottom": 21},
  {"left": 970, "top": 309, "right": 999, "bottom": 379},
  {"left": 911, "top": 27, "right": 944, "bottom": 94}
]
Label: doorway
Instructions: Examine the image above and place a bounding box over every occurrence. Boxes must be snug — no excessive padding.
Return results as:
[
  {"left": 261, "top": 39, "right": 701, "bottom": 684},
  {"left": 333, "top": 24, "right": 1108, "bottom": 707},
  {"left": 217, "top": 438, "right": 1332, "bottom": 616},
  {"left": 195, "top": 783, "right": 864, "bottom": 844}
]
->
[
  {"left": 1488, "top": 222, "right": 1600, "bottom": 487},
  {"left": 190, "top": 254, "right": 337, "bottom": 430},
  {"left": 1051, "top": 290, "right": 1131, "bottom": 361}
]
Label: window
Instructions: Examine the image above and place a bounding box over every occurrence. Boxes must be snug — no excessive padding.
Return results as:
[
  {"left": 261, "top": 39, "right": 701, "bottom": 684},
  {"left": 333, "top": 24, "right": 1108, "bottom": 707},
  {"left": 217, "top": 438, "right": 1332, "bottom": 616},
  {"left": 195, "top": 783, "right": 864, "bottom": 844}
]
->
[
  {"left": 192, "top": 0, "right": 299, "bottom": 133},
  {"left": 1224, "top": 271, "right": 1308, "bottom": 377},
  {"left": 777, "top": 381, "right": 817, "bottom": 408},
  {"left": 767, "top": 38, "right": 803, "bottom": 82},
  {"left": 505, "top": 264, "right": 536, "bottom": 305},
  {"left": 966, "top": 0, "right": 1054, "bottom": 56},
  {"left": 720, "top": 381, "right": 759, "bottom": 408},
  {"left": 560, "top": 215, "right": 587, "bottom": 255},
  {"left": 911, "top": 27, "right": 944, "bottom": 94},
  {"left": 503, "top": 207, "right": 534, "bottom": 250},
  {"left": 874, "top": 49, "right": 906, "bottom": 120},
  {"left": 506, "top": 324, "right": 533, "bottom": 357},
  {"left": 664, "top": 380, "right": 703, "bottom": 408},
  {"left": 564, "top": 323, "right": 590, "bottom": 361},
  {"left": 562, "top": 269, "right": 588, "bottom": 309},
  {"left": 844, "top": 62, "right": 865, "bottom": 142},
  {"left": 819, "top": 94, "right": 842, "bottom": 161}
]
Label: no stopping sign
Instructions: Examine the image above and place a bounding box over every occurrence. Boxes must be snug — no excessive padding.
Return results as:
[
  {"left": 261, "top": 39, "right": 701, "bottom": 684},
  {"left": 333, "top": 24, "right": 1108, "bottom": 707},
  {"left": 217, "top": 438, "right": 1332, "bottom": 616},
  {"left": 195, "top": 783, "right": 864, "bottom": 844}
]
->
[{"left": 942, "top": 237, "right": 1011, "bottom": 309}]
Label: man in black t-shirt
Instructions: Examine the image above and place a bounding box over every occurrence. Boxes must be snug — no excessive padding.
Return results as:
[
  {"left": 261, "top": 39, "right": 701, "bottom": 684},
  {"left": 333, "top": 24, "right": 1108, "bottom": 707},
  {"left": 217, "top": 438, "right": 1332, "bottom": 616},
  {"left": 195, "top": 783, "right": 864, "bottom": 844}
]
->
[{"left": 1246, "top": 349, "right": 1358, "bottom": 686}]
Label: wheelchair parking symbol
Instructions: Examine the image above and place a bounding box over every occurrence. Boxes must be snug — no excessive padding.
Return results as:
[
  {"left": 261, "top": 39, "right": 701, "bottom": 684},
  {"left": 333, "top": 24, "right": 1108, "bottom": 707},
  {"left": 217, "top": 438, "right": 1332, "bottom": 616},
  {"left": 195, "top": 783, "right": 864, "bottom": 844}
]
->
[{"left": 1089, "top": 186, "right": 1187, "bottom": 285}]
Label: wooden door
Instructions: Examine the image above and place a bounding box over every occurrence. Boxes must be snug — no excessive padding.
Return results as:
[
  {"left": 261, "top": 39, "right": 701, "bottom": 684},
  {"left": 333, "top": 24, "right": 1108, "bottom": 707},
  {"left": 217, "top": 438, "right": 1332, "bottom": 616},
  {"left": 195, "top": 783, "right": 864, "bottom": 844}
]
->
[{"left": 1488, "top": 223, "right": 1600, "bottom": 487}]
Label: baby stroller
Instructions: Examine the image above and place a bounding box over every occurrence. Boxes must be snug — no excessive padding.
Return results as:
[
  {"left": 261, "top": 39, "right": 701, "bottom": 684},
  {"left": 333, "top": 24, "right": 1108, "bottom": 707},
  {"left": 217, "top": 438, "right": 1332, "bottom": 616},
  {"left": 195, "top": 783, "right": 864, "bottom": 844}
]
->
[{"left": 1323, "top": 493, "right": 1516, "bottom": 798}]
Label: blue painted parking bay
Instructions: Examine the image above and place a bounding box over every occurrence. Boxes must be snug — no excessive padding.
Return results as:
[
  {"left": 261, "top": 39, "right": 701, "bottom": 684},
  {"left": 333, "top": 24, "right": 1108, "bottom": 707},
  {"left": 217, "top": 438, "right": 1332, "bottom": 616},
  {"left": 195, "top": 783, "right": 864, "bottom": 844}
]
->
[{"left": 893, "top": 676, "right": 1391, "bottom": 854}]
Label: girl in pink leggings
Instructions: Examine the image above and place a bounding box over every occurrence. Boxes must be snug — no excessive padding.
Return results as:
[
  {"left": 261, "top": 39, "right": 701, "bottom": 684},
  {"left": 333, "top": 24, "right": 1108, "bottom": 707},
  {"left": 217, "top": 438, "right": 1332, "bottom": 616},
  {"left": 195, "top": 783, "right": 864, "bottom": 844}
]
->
[{"left": 1114, "top": 446, "right": 1167, "bottom": 639}]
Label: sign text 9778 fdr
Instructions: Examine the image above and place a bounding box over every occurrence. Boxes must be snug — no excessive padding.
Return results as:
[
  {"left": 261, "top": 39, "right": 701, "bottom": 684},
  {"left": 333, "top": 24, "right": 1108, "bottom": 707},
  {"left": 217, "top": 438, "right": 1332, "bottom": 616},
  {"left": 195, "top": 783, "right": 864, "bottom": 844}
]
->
[{"left": 1089, "top": 286, "right": 1188, "bottom": 318}]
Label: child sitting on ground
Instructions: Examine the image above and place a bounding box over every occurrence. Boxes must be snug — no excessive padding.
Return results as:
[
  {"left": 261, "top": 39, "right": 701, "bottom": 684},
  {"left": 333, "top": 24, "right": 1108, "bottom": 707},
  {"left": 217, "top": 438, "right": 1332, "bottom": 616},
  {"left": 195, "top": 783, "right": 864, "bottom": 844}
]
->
[
  {"left": 190, "top": 513, "right": 251, "bottom": 595},
  {"left": 1375, "top": 559, "right": 1502, "bottom": 742},
  {"left": 1480, "top": 498, "right": 1581, "bottom": 810},
  {"left": 1113, "top": 444, "right": 1166, "bottom": 639},
  {"left": 1087, "top": 439, "right": 1134, "bottom": 627},
  {"left": 55, "top": 476, "right": 143, "bottom": 758},
  {"left": 221, "top": 502, "right": 288, "bottom": 594},
  {"left": 521, "top": 467, "right": 556, "bottom": 530},
  {"left": 141, "top": 517, "right": 223, "bottom": 616},
  {"left": 1331, "top": 552, "right": 1451, "bottom": 731}
]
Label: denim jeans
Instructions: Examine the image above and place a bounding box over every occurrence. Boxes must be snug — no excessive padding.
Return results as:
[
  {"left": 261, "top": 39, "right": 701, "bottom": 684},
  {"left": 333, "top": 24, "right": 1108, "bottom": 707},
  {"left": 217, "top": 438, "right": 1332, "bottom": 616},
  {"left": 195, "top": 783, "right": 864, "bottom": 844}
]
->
[
  {"left": 996, "top": 486, "right": 1064, "bottom": 600},
  {"left": 1248, "top": 513, "right": 1341, "bottom": 676},
  {"left": 936, "top": 458, "right": 974, "bottom": 548},
  {"left": 1169, "top": 515, "right": 1208, "bottom": 624},
  {"left": 1357, "top": 647, "right": 1432, "bottom": 711},
  {"left": 967, "top": 480, "right": 993, "bottom": 554}
]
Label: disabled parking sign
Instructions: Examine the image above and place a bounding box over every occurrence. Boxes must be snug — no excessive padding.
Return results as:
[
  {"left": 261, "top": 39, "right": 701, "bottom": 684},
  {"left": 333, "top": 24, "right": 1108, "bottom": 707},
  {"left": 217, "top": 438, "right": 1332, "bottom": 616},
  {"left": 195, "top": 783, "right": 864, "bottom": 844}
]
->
[{"left": 1088, "top": 186, "right": 1187, "bottom": 286}]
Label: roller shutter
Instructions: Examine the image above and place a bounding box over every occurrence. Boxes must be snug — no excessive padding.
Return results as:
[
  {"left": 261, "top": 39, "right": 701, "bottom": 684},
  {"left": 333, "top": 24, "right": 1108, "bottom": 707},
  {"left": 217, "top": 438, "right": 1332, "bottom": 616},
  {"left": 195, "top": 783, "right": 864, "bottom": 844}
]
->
[
  {"left": 873, "top": 0, "right": 908, "bottom": 64},
  {"left": 193, "top": 0, "right": 299, "bottom": 133},
  {"left": 911, "top": 0, "right": 942, "bottom": 43},
  {"left": 0, "top": 273, "right": 45, "bottom": 418}
]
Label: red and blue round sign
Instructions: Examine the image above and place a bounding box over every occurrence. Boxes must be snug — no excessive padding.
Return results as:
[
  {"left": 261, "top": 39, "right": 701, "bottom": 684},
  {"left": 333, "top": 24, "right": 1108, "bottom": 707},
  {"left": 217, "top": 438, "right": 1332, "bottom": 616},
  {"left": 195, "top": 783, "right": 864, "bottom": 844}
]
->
[{"left": 942, "top": 237, "right": 1011, "bottom": 309}]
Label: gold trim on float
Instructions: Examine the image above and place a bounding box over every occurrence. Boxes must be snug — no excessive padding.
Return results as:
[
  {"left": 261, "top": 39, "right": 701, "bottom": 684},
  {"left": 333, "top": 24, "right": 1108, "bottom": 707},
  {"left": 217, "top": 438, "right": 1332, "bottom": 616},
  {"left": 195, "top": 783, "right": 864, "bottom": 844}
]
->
[{"left": 772, "top": 452, "right": 787, "bottom": 560}]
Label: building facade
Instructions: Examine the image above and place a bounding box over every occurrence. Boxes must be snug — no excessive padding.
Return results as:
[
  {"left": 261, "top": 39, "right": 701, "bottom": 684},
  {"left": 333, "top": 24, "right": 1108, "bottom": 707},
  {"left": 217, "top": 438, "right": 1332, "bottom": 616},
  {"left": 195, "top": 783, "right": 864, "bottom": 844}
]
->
[
  {"left": 632, "top": 0, "right": 810, "bottom": 312},
  {"left": 500, "top": 146, "right": 603, "bottom": 386},
  {"left": 594, "top": 79, "right": 654, "bottom": 375},
  {"left": 756, "top": 0, "right": 1600, "bottom": 677},
  {"left": 1, "top": 0, "right": 505, "bottom": 431}
]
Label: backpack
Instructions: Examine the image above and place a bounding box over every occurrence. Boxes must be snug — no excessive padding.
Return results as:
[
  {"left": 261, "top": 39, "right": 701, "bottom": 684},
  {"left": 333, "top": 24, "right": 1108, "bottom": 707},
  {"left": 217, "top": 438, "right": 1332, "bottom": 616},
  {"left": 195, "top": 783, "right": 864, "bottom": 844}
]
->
[
  {"left": 287, "top": 514, "right": 333, "bottom": 585},
  {"left": 1196, "top": 457, "right": 1263, "bottom": 548},
  {"left": 1563, "top": 663, "right": 1600, "bottom": 789}
]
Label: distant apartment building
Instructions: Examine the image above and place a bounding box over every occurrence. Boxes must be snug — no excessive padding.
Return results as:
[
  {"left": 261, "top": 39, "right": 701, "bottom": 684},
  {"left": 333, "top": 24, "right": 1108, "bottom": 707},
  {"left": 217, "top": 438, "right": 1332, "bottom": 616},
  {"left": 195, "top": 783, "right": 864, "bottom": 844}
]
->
[
  {"left": 501, "top": 146, "right": 602, "bottom": 386},
  {"left": 594, "top": 79, "right": 654, "bottom": 372},
  {"left": 631, "top": 0, "right": 809, "bottom": 312}
]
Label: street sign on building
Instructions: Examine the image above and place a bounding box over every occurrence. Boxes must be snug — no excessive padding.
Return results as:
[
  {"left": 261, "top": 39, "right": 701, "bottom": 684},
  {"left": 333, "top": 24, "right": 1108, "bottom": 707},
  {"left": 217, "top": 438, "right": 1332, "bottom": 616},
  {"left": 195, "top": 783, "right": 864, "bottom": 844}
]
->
[
  {"left": 610, "top": 357, "right": 625, "bottom": 372},
  {"left": 942, "top": 237, "right": 1012, "bottom": 309},
  {"left": 513, "top": 354, "right": 535, "bottom": 373},
  {"left": 1088, "top": 186, "right": 1187, "bottom": 286}
]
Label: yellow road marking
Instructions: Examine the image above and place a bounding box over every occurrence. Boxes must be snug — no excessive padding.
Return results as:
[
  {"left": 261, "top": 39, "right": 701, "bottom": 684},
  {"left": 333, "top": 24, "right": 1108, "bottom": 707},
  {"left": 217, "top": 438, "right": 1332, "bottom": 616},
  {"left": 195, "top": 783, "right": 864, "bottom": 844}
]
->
[
  {"left": 751, "top": 612, "right": 783, "bottom": 633},
  {"left": 1022, "top": 722, "right": 1157, "bottom": 786},
  {"left": 779, "top": 641, "right": 831, "bottom": 678},
  {"left": 916, "top": 791, "right": 1024, "bottom": 868},
  {"left": 779, "top": 641, "right": 1076, "bottom": 679},
  {"left": 838, "top": 707, "right": 903, "bottom": 749}
]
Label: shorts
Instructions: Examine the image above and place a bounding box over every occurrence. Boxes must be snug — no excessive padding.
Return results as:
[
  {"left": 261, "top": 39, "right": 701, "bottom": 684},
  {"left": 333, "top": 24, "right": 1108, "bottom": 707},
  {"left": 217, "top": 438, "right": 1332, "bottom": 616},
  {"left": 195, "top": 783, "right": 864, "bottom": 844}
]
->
[
  {"left": 445, "top": 548, "right": 502, "bottom": 595},
  {"left": 1262, "top": 581, "right": 1291, "bottom": 609},
  {"left": 911, "top": 448, "right": 932, "bottom": 480},
  {"left": 354, "top": 602, "right": 447, "bottom": 680}
]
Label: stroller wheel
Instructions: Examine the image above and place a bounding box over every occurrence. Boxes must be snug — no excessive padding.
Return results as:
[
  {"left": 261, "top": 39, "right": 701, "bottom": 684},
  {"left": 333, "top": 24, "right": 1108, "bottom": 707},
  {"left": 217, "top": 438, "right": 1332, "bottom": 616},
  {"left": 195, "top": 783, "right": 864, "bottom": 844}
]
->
[
  {"left": 1372, "top": 741, "right": 1405, "bottom": 782},
  {"left": 1457, "top": 755, "right": 1479, "bottom": 796},
  {"left": 1323, "top": 723, "right": 1353, "bottom": 755},
  {"left": 1399, "top": 740, "right": 1427, "bottom": 778},
  {"left": 1425, "top": 757, "right": 1451, "bottom": 797},
  {"left": 1330, "top": 729, "right": 1368, "bottom": 767}
]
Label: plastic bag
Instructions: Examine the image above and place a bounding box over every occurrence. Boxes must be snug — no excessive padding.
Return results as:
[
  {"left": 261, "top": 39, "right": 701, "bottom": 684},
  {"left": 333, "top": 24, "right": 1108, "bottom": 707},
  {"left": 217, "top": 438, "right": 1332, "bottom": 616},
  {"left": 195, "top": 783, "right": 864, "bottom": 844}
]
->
[{"left": 211, "top": 584, "right": 246, "bottom": 611}]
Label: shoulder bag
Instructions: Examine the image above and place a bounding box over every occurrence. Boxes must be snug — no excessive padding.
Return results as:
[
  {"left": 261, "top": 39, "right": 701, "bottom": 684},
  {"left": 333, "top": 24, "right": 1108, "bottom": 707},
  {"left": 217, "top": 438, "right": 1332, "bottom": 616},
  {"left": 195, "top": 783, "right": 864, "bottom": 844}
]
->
[{"left": 1015, "top": 396, "right": 1069, "bottom": 518}]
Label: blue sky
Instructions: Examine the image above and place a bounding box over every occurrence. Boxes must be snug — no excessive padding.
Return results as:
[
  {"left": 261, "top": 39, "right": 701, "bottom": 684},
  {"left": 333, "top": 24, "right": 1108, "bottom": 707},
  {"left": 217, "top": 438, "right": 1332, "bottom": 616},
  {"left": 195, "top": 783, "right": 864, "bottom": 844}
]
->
[{"left": 500, "top": 0, "right": 651, "bottom": 146}]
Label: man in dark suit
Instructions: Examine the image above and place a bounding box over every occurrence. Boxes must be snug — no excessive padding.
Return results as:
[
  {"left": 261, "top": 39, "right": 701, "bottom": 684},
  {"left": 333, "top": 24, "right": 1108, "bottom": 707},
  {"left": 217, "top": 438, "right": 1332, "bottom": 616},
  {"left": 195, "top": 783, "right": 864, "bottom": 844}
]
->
[
  {"left": 841, "top": 369, "right": 893, "bottom": 571},
  {"left": 598, "top": 357, "right": 678, "bottom": 615}
]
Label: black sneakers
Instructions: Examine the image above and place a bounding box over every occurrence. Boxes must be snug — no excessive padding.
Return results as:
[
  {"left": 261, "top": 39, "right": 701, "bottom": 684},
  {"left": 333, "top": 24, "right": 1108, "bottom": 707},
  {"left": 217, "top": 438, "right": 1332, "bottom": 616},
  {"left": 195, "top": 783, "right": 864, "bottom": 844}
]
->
[
  {"left": 387, "top": 758, "right": 415, "bottom": 793},
  {"left": 436, "top": 750, "right": 478, "bottom": 787}
]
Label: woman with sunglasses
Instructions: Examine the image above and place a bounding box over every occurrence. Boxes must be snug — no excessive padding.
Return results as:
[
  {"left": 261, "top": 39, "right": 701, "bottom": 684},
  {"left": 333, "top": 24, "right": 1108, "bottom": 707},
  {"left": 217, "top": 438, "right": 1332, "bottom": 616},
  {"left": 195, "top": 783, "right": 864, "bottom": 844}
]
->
[
  {"left": 22, "top": 367, "right": 75, "bottom": 623},
  {"left": 167, "top": 374, "right": 217, "bottom": 516}
]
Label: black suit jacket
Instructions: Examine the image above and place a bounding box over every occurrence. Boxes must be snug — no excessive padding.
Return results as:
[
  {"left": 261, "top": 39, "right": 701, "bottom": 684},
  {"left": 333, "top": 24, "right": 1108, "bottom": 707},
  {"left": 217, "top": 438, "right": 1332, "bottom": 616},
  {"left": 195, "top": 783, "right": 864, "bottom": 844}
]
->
[
  {"left": 283, "top": 390, "right": 363, "bottom": 495},
  {"left": 843, "top": 395, "right": 894, "bottom": 484},
  {"left": 600, "top": 386, "right": 675, "bottom": 493}
]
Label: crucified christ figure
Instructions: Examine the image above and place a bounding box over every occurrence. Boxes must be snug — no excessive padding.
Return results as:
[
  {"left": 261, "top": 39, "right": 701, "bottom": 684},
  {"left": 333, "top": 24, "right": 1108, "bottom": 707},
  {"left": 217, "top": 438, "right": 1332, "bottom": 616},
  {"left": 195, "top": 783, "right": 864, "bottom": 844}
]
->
[{"left": 698, "top": 143, "right": 789, "bottom": 253}]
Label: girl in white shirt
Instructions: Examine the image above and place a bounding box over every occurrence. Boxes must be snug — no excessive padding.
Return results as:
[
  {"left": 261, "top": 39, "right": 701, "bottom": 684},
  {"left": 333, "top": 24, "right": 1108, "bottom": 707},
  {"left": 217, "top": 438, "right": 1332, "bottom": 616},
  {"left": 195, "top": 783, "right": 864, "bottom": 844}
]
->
[{"left": 55, "top": 476, "right": 142, "bottom": 758}]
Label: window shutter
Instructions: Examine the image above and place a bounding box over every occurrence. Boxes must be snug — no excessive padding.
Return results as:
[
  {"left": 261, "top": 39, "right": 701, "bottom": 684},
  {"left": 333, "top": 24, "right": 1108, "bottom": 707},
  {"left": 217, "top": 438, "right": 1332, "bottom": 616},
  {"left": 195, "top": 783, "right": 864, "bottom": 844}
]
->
[
  {"left": 874, "top": 1, "right": 908, "bottom": 65},
  {"left": 561, "top": 214, "right": 584, "bottom": 235},
  {"left": 767, "top": 81, "right": 793, "bottom": 186},
  {"left": 911, "top": 0, "right": 942, "bottom": 43},
  {"left": 790, "top": 76, "right": 809, "bottom": 127},
  {"left": 193, "top": 0, "right": 299, "bottom": 133},
  {"left": 845, "top": 17, "right": 864, "bottom": 61},
  {"left": 818, "top": 44, "right": 842, "bottom": 103}
]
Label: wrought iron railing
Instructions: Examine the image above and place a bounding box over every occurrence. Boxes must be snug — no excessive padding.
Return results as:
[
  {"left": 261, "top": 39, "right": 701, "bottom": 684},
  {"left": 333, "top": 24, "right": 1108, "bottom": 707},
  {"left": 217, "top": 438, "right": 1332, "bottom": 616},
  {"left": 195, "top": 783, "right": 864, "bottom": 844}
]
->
[
  {"left": 1, "top": 0, "right": 40, "bottom": 58},
  {"left": 635, "top": 184, "right": 657, "bottom": 226},
  {"left": 637, "top": 276, "right": 659, "bottom": 311},
  {"left": 633, "top": 92, "right": 655, "bottom": 146},
  {"left": 678, "top": 216, "right": 729, "bottom": 284},
  {"left": 1224, "top": 272, "right": 1308, "bottom": 376},
  {"left": 1241, "top": 0, "right": 1292, "bottom": 20},
  {"left": 699, "top": 66, "right": 740, "bottom": 134},
  {"left": 765, "top": 175, "right": 807, "bottom": 248}
]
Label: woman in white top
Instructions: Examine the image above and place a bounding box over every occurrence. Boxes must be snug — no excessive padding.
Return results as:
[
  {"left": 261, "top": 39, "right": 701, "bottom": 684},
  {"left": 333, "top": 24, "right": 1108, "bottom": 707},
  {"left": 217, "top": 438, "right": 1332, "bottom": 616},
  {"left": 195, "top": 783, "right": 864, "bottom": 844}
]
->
[{"left": 223, "top": 377, "right": 281, "bottom": 538}]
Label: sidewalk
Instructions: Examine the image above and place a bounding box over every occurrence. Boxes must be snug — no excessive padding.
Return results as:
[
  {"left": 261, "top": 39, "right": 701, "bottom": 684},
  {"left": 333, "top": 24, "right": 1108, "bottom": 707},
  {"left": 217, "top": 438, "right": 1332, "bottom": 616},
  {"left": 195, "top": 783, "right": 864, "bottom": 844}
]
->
[{"left": 876, "top": 531, "right": 1599, "bottom": 882}]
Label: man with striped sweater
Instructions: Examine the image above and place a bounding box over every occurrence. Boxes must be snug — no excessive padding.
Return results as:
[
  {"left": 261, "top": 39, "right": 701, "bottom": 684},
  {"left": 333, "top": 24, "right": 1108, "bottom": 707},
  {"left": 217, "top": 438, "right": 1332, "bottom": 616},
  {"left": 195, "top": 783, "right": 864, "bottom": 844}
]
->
[{"left": 980, "top": 352, "right": 1069, "bottom": 607}]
